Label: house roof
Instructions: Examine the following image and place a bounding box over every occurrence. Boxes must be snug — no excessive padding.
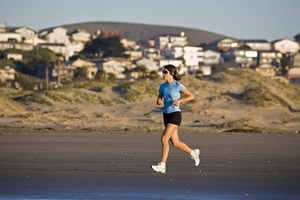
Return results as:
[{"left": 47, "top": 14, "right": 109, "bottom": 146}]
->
[
  {"left": 72, "top": 58, "right": 95, "bottom": 67},
  {"left": 12, "top": 26, "right": 37, "bottom": 33},
  {"left": 240, "top": 39, "right": 269, "bottom": 43}
]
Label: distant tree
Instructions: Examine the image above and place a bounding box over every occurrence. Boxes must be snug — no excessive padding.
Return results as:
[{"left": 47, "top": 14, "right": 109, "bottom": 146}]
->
[
  {"left": 74, "top": 67, "right": 88, "bottom": 80},
  {"left": 107, "top": 73, "right": 116, "bottom": 81},
  {"left": 137, "top": 65, "right": 148, "bottom": 78},
  {"left": 211, "top": 65, "right": 229, "bottom": 75},
  {"left": 195, "top": 69, "right": 204, "bottom": 79},
  {"left": 95, "top": 68, "right": 107, "bottom": 81},
  {"left": 14, "top": 48, "right": 57, "bottom": 76},
  {"left": 81, "top": 36, "right": 127, "bottom": 59},
  {"left": 69, "top": 53, "right": 87, "bottom": 62},
  {"left": 149, "top": 70, "right": 159, "bottom": 79}
]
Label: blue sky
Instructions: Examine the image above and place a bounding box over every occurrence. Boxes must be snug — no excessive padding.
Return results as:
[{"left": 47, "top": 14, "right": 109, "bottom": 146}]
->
[{"left": 0, "top": 0, "right": 299, "bottom": 42}]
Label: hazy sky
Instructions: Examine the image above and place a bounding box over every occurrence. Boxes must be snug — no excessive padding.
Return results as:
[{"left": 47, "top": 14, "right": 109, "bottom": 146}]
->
[{"left": 1, "top": 0, "right": 299, "bottom": 41}]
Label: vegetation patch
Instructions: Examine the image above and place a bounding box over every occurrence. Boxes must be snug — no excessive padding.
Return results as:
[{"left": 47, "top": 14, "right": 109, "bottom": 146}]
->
[
  {"left": 117, "top": 80, "right": 160, "bottom": 102},
  {"left": 14, "top": 91, "right": 53, "bottom": 106},
  {"left": 0, "top": 96, "right": 25, "bottom": 115},
  {"left": 241, "top": 86, "right": 288, "bottom": 107}
]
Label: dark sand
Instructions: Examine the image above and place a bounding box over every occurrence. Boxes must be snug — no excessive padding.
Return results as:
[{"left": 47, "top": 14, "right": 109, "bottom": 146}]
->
[{"left": 0, "top": 131, "right": 300, "bottom": 199}]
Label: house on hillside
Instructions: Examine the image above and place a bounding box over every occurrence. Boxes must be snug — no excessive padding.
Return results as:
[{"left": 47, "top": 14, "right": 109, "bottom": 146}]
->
[
  {"left": 272, "top": 39, "right": 299, "bottom": 55},
  {"left": 39, "top": 27, "right": 69, "bottom": 44},
  {"left": 37, "top": 43, "right": 67, "bottom": 58},
  {"left": 255, "top": 64, "right": 277, "bottom": 78},
  {"left": 68, "top": 29, "right": 91, "bottom": 43},
  {"left": 208, "top": 37, "right": 240, "bottom": 52},
  {"left": 6, "top": 53, "right": 22, "bottom": 60},
  {"left": 0, "top": 32, "right": 22, "bottom": 42},
  {"left": 293, "top": 53, "right": 300, "bottom": 67},
  {"left": 11, "top": 26, "right": 37, "bottom": 41},
  {"left": 154, "top": 32, "right": 188, "bottom": 49},
  {"left": 286, "top": 67, "right": 300, "bottom": 83},
  {"left": 136, "top": 58, "right": 159, "bottom": 71},
  {"left": 0, "top": 24, "right": 5, "bottom": 32},
  {"left": 0, "top": 66, "right": 15, "bottom": 83},
  {"left": 203, "top": 50, "right": 221, "bottom": 65},
  {"left": 239, "top": 39, "right": 271, "bottom": 51},
  {"left": 125, "top": 50, "right": 143, "bottom": 61},
  {"left": 104, "top": 57, "right": 132, "bottom": 69},
  {"left": 96, "top": 60, "right": 126, "bottom": 79},
  {"left": 51, "top": 63, "right": 76, "bottom": 83},
  {"left": 36, "top": 62, "right": 76, "bottom": 84},
  {"left": 141, "top": 47, "right": 162, "bottom": 60},
  {"left": 0, "top": 41, "right": 33, "bottom": 51},
  {"left": 121, "top": 38, "right": 139, "bottom": 50},
  {"left": 24, "top": 37, "right": 47, "bottom": 46},
  {"left": 257, "top": 50, "right": 282, "bottom": 66},
  {"left": 71, "top": 58, "right": 98, "bottom": 80},
  {"left": 232, "top": 47, "right": 258, "bottom": 67},
  {"left": 183, "top": 46, "right": 204, "bottom": 67}
]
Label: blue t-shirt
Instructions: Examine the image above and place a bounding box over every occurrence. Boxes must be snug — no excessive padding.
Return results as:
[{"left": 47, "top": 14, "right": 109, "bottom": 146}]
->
[{"left": 158, "top": 80, "right": 185, "bottom": 113}]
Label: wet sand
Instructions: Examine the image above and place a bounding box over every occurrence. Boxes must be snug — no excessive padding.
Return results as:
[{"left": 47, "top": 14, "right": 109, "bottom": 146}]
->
[{"left": 0, "top": 131, "right": 300, "bottom": 199}]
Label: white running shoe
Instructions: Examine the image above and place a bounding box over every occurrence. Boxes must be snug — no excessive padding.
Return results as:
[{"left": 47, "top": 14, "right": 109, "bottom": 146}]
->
[
  {"left": 191, "top": 149, "right": 200, "bottom": 166},
  {"left": 151, "top": 162, "right": 166, "bottom": 173}
]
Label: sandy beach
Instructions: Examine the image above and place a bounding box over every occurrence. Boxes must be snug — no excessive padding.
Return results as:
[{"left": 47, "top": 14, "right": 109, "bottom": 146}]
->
[
  {"left": 1, "top": 130, "right": 300, "bottom": 199},
  {"left": 1, "top": 71, "right": 300, "bottom": 199}
]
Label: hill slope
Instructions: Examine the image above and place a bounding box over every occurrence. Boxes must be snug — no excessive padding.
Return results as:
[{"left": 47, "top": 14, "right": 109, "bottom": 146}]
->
[{"left": 44, "top": 21, "right": 229, "bottom": 45}]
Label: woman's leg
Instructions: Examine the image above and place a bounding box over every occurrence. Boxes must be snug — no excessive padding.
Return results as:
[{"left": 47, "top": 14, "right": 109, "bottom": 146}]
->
[
  {"left": 160, "top": 123, "right": 178, "bottom": 163},
  {"left": 170, "top": 128, "right": 192, "bottom": 154}
]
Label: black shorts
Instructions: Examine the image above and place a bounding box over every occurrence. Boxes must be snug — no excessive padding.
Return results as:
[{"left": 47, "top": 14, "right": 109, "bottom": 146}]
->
[{"left": 163, "top": 111, "right": 182, "bottom": 127}]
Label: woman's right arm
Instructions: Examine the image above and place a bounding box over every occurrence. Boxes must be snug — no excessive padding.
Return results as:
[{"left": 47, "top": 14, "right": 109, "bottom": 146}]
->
[{"left": 157, "top": 93, "right": 163, "bottom": 105}]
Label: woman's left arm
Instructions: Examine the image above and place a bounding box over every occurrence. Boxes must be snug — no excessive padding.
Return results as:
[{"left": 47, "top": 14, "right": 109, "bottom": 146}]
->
[{"left": 173, "top": 88, "right": 194, "bottom": 106}]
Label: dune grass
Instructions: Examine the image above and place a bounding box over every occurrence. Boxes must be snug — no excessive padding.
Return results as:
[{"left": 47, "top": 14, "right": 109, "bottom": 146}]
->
[{"left": 1, "top": 69, "right": 300, "bottom": 110}]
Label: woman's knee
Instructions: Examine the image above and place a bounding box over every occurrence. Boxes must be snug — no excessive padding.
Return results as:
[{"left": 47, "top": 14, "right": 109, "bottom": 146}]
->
[
  {"left": 171, "top": 140, "right": 180, "bottom": 148},
  {"left": 161, "top": 135, "right": 169, "bottom": 145}
]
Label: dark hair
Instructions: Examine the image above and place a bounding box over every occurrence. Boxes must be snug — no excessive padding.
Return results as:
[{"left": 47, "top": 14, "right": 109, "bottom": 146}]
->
[{"left": 164, "top": 64, "right": 181, "bottom": 81}]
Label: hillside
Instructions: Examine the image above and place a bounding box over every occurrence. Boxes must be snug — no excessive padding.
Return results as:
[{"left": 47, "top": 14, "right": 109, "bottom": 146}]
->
[{"left": 42, "top": 21, "right": 229, "bottom": 45}]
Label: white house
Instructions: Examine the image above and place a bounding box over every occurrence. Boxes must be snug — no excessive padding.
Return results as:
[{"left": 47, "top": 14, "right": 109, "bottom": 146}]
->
[
  {"left": 13, "top": 26, "right": 37, "bottom": 40},
  {"left": 24, "top": 37, "right": 47, "bottom": 45},
  {"left": 203, "top": 50, "right": 221, "bottom": 65},
  {"left": 155, "top": 32, "right": 188, "bottom": 49},
  {"left": 100, "top": 60, "right": 126, "bottom": 79},
  {"left": 272, "top": 39, "right": 299, "bottom": 54},
  {"left": 287, "top": 67, "right": 300, "bottom": 83},
  {"left": 162, "top": 45, "right": 203, "bottom": 67},
  {"left": 258, "top": 51, "right": 282, "bottom": 66},
  {"left": 0, "top": 32, "right": 22, "bottom": 42},
  {"left": 39, "top": 27, "right": 69, "bottom": 44},
  {"left": 233, "top": 49, "right": 258, "bottom": 67},
  {"left": 125, "top": 50, "right": 143, "bottom": 61},
  {"left": 0, "top": 66, "right": 15, "bottom": 83},
  {"left": 37, "top": 43, "right": 67, "bottom": 58},
  {"left": 136, "top": 58, "right": 159, "bottom": 71},
  {"left": 0, "top": 24, "right": 5, "bottom": 32},
  {"left": 142, "top": 47, "right": 162, "bottom": 60},
  {"left": 71, "top": 58, "right": 98, "bottom": 80},
  {"left": 67, "top": 41, "right": 85, "bottom": 58},
  {"left": 255, "top": 64, "right": 277, "bottom": 77},
  {"left": 6, "top": 53, "right": 22, "bottom": 60},
  {"left": 183, "top": 46, "right": 204, "bottom": 67},
  {"left": 68, "top": 29, "right": 91, "bottom": 43}
]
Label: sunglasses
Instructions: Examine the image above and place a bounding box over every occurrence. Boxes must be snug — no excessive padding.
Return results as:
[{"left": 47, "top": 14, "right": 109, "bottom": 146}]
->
[{"left": 162, "top": 70, "right": 169, "bottom": 74}]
